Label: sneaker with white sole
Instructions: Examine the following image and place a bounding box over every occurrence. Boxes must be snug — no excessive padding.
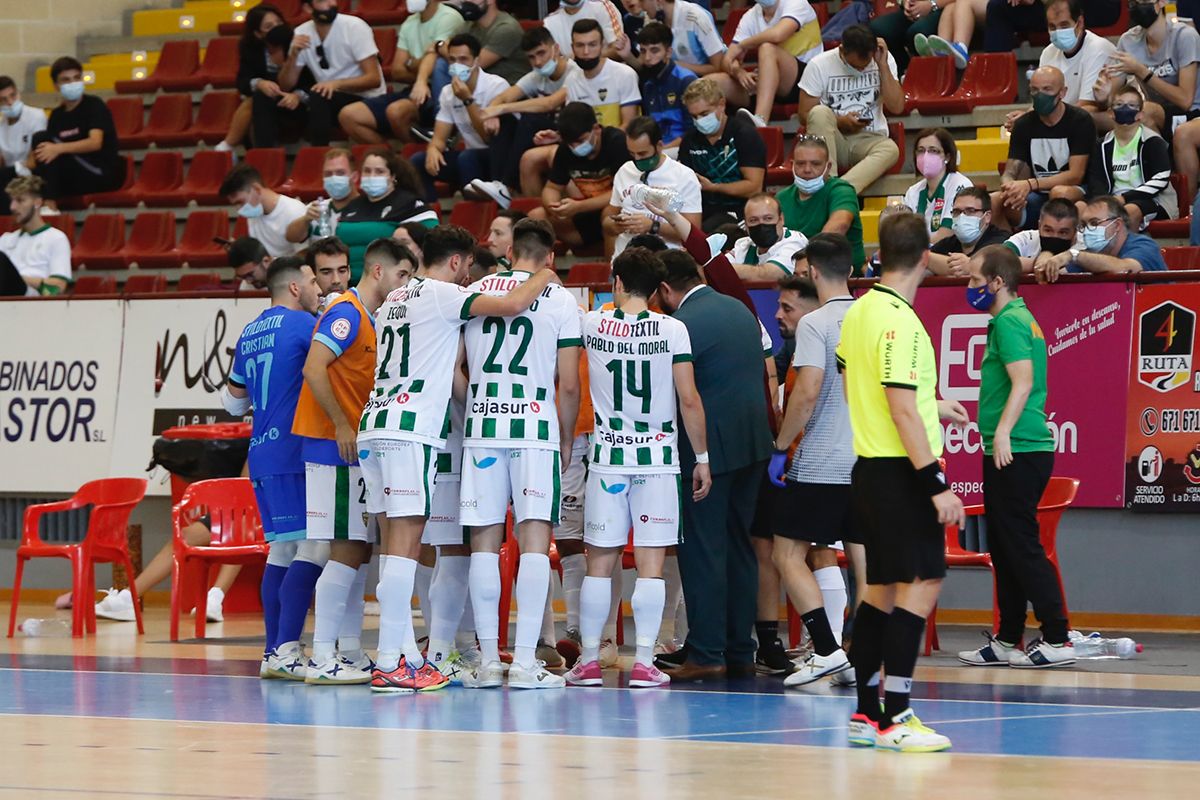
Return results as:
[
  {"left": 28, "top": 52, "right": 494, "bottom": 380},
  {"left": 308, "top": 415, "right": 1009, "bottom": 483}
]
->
[
  {"left": 204, "top": 587, "right": 225, "bottom": 622},
  {"left": 306, "top": 656, "right": 372, "bottom": 685},
  {"left": 509, "top": 660, "right": 567, "bottom": 689},
  {"left": 831, "top": 666, "right": 857, "bottom": 687},
  {"left": 738, "top": 108, "right": 768, "bottom": 129},
  {"left": 912, "top": 33, "right": 931, "bottom": 56},
  {"left": 433, "top": 651, "right": 467, "bottom": 685},
  {"left": 875, "top": 709, "right": 951, "bottom": 753},
  {"left": 1008, "top": 639, "right": 1077, "bottom": 669},
  {"left": 927, "top": 35, "right": 968, "bottom": 70},
  {"left": 94, "top": 588, "right": 136, "bottom": 622},
  {"left": 267, "top": 644, "right": 310, "bottom": 681},
  {"left": 564, "top": 658, "right": 603, "bottom": 686},
  {"left": 338, "top": 650, "right": 374, "bottom": 673},
  {"left": 259, "top": 652, "right": 275, "bottom": 679},
  {"left": 629, "top": 662, "right": 670, "bottom": 688},
  {"left": 464, "top": 179, "right": 512, "bottom": 209},
  {"left": 598, "top": 638, "right": 619, "bottom": 668},
  {"left": 461, "top": 659, "right": 505, "bottom": 689},
  {"left": 957, "top": 631, "right": 1021, "bottom": 666},
  {"left": 536, "top": 639, "right": 565, "bottom": 669},
  {"left": 783, "top": 648, "right": 851, "bottom": 687},
  {"left": 847, "top": 712, "right": 878, "bottom": 747}
]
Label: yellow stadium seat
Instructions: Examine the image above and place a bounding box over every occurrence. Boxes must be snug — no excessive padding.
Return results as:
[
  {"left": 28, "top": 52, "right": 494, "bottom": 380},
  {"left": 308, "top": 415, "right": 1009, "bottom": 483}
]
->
[
  {"left": 957, "top": 139, "right": 1010, "bottom": 173},
  {"left": 132, "top": 1, "right": 253, "bottom": 36},
  {"left": 861, "top": 210, "right": 881, "bottom": 245}
]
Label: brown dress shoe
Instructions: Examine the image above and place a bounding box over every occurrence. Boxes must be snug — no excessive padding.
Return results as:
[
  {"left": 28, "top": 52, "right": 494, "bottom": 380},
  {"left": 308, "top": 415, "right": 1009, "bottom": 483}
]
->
[{"left": 665, "top": 661, "right": 727, "bottom": 682}]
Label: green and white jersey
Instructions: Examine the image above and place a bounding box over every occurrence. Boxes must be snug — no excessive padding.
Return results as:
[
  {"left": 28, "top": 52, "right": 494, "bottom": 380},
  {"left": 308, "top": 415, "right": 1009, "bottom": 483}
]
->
[
  {"left": 582, "top": 307, "right": 692, "bottom": 475},
  {"left": 435, "top": 399, "right": 465, "bottom": 482},
  {"left": 463, "top": 271, "right": 582, "bottom": 450},
  {"left": 359, "top": 276, "right": 480, "bottom": 448}
]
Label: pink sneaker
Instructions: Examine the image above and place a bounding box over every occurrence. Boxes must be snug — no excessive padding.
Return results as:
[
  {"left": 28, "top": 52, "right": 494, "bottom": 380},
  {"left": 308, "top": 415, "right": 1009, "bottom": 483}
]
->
[
  {"left": 629, "top": 662, "right": 670, "bottom": 688},
  {"left": 564, "top": 659, "right": 603, "bottom": 686}
]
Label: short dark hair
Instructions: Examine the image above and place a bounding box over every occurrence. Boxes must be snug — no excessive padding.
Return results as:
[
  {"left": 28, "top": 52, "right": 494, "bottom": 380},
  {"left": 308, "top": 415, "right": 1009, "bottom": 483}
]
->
[
  {"left": 571, "top": 18, "right": 604, "bottom": 40},
  {"left": 613, "top": 247, "right": 668, "bottom": 298},
  {"left": 264, "top": 23, "right": 294, "bottom": 52},
  {"left": 557, "top": 102, "right": 598, "bottom": 143},
  {"left": 0, "top": 76, "right": 15, "bottom": 93},
  {"left": 448, "top": 33, "right": 483, "bottom": 58},
  {"left": 778, "top": 275, "right": 819, "bottom": 302},
  {"left": 496, "top": 208, "right": 527, "bottom": 226},
  {"left": 423, "top": 224, "right": 477, "bottom": 268},
  {"left": 472, "top": 246, "right": 499, "bottom": 272},
  {"left": 1043, "top": 0, "right": 1084, "bottom": 22},
  {"left": 659, "top": 250, "right": 703, "bottom": 292},
  {"left": 50, "top": 57, "right": 83, "bottom": 83},
  {"left": 628, "top": 234, "right": 668, "bottom": 251},
  {"left": 228, "top": 236, "right": 268, "bottom": 268},
  {"left": 400, "top": 222, "right": 429, "bottom": 249},
  {"left": 956, "top": 185, "right": 991, "bottom": 214},
  {"left": 625, "top": 115, "right": 662, "bottom": 147},
  {"left": 804, "top": 232, "right": 854, "bottom": 280},
  {"left": 1087, "top": 194, "right": 1129, "bottom": 227},
  {"left": 1113, "top": 82, "right": 1145, "bottom": 108},
  {"left": 840, "top": 25, "right": 876, "bottom": 59},
  {"left": 364, "top": 237, "right": 417, "bottom": 270},
  {"left": 306, "top": 236, "right": 350, "bottom": 267},
  {"left": 220, "top": 163, "right": 263, "bottom": 197},
  {"left": 1041, "top": 197, "right": 1079, "bottom": 223},
  {"left": 637, "top": 21, "right": 673, "bottom": 47},
  {"left": 266, "top": 256, "right": 306, "bottom": 297},
  {"left": 510, "top": 218, "right": 556, "bottom": 263},
  {"left": 913, "top": 128, "right": 958, "bottom": 175},
  {"left": 977, "top": 244, "right": 1022, "bottom": 293},
  {"left": 878, "top": 213, "right": 930, "bottom": 274},
  {"left": 521, "top": 27, "right": 555, "bottom": 51}
]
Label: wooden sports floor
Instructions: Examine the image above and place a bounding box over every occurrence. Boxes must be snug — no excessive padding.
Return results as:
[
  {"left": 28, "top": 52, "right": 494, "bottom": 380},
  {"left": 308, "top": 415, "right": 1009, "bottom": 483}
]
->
[{"left": 1, "top": 605, "right": 1198, "bottom": 800}]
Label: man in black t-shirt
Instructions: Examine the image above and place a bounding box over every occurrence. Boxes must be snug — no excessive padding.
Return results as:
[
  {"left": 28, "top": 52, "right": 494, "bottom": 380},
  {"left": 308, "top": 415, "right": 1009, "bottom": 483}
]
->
[
  {"left": 678, "top": 78, "right": 767, "bottom": 231},
  {"left": 535, "top": 103, "right": 630, "bottom": 252},
  {"left": 33, "top": 57, "right": 125, "bottom": 207},
  {"left": 928, "top": 187, "right": 1010, "bottom": 276}
]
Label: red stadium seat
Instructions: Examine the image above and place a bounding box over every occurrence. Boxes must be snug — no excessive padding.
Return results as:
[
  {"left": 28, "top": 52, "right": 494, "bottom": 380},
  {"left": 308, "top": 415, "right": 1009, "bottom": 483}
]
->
[
  {"left": 283, "top": 146, "right": 332, "bottom": 201},
  {"left": 758, "top": 126, "right": 784, "bottom": 168},
  {"left": 917, "top": 53, "right": 1018, "bottom": 115},
  {"left": 185, "top": 91, "right": 243, "bottom": 146},
  {"left": 95, "top": 151, "right": 183, "bottom": 208},
  {"left": 902, "top": 55, "right": 956, "bottom": 115},
  {"left": 120, "top": 211, "right": 178, "bottom": 269},
  {"left": 357, "top": 0, "right": 408, "bottom": 25},
  {"left": 177, "top": 271, "right": 226, "bottom": 292},
  {"left": 72, "top": 275, "right": 117, "bottom": 295},
  {"left": 1162, "top": 246, "right": 1200, "bottom": 270},
  {"left": 82, "top": 156, "right": 137, "bottom": 207},
  {"left": 449, "top": 200, "right": 498, "bottom": 241},
  {"left": 244, "top": 148, "right": 288, "bottom": 190},
  {"left": 114, "top": 40, "right": 201, "bottom": 94},
  {"left": 566, "top": 262, "right": 610, "bottom": 284},
  {"left": 144, "top": 150, "right": 234, "bottom": 207},
  {"left": 374, "top": 28, "right": 399, "bottom": 72},
  {"left": 1147, "top": 175, "right": 1192, "bottom": 238},
  {"left": 141, "top": 94, "right": 195, "bottom": 147},
  {"left": 107, "top": 97, "right": 146, "bottom": 149},
  {"left": 0, "top": 216, "right": 14, "bottom": 235},
  {"left": 887, "top": 122, "right": 906, "bottom": 175},
  {"left": 508, "top": 197, "right": 542, "bottom": 215},
  {"left": 161, "top": 37, "right": 240, "bottom": 91},
  {"left": 176, "top": 210, "right": 233, "bottom": 268},
  {"left": 46, "top": 214, "right": 76, "bottom": 242},
  {"left": 233, "top": 216, "right": 250, "bottom": 239},
  {"left": 722, "top": 8, "right": 748, "bottom": 45},
  {"left": 123, "top": 273, "right": 169, "bottom": 294}
]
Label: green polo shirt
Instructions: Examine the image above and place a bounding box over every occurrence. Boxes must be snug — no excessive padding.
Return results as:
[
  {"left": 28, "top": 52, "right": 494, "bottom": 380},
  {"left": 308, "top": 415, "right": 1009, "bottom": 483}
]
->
[
  {"left": 777, "top": 177, "right": 866, "bottom": 272},
  {"left": 978, "top": 297, "right": 1055, "bottom": 455}
]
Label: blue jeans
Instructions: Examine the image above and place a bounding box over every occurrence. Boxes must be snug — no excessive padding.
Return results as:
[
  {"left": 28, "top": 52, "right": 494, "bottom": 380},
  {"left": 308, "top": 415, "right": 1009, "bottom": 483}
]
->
[
  {"left": 411, "top": 147, "right": 491, "bottom": 202},
  {"left": 431, "top": 58, "right": 451, "bottom": 117}
]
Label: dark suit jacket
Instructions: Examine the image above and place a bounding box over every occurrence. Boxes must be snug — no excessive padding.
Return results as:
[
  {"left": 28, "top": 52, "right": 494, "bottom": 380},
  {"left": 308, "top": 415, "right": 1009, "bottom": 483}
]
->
[{"left": 673, "top": 286, "right": 772, "bottom": 476}]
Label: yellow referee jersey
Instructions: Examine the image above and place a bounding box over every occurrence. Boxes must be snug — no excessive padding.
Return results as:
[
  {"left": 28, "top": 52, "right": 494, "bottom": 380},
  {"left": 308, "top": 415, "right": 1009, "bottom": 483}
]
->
[{"left": 836, "top": 284, "right": 943, "bottom": 459}]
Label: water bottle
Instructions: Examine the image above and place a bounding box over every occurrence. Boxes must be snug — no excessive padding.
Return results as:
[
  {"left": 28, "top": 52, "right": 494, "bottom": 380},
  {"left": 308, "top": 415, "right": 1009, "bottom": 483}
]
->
[
  {"left": 628, "top": 184, "right": 684, "bottom": 213},
  {"left": 315, "top": 199, "right": 333, "bottom": 238},
  {"left": 1067, "top": 630, "right": 1142, "bottom": 659},
  {"left": 20, "top": 618, "right": 71, "bottom": 637}
]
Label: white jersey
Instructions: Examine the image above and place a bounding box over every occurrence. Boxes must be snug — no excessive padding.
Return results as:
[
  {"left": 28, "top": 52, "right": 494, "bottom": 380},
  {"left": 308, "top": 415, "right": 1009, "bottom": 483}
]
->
[
  {"left": 582, "top": 306, "right": 692, "bottom": 475},
  {"left": 436, "top": 399, "right": 465, "bottom": 482},
  {"left": 464, "top": 270, "right": 582, "bottom": 450},
  {"left": 359, "top": 276, "right": 479, "bottom": 448}
]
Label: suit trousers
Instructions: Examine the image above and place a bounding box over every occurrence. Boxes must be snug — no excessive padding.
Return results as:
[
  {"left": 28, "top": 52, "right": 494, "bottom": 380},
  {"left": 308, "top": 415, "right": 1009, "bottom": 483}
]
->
[{"left": 677, "top": 460, "right": 765, "bottom": 667}]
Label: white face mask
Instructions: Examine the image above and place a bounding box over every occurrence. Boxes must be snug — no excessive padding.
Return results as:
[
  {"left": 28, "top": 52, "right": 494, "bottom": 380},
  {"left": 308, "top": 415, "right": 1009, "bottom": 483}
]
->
[
  {"left": 407, "top": 0, "right": 428, "bottom": 13},
  {"left": 1, "top": 101, "right": 24, "bottom": 119}
]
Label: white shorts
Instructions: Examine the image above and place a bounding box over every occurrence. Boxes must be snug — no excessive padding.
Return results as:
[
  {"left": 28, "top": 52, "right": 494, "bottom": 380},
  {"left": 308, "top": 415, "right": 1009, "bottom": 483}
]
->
[
  {"left": 459, "top": 446, "right": 561, "bottom": 526},
  {"left": 583, "top": 471, "right": 681, "bottom": 549},
  {"left": 359, "top": 437, "right": 437, "bottom": 520},
  {"left": 554, "top": 434, "right": 589, "bottom": 541},
  {"left": 424, "top": 478, "right": 465, "bottom": 546},
  {"left": 305, "top": 462, "right": 370, "bottom": 542}
]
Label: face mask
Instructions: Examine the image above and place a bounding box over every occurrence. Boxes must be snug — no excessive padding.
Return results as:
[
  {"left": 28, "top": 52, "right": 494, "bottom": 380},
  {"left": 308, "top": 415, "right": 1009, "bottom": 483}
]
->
[
  {"left": 1082, "top": 222, "right": 1114, "bottom": 252},
  {"left": 1040, "top": 235, "right": 1074, "bottom": 255},
  {"left": 311, "top": 6, "right": 338, "bottom": 24},
  {"left": 794, "top": 174, "right": 825, "bottom": 194},
  {"left": 694, "top": 111, "right": 720, "bottom": 135},
  {"left": 407, "top": 0, "right": 427, "bottom": 13},
  {"left": 1049, "top": 27, "right": 1078, "bottom": 52},
  {"left": 1032, "top": 91, "right": 1059, "bottom": 117},
  {"left": 639, "top": 62, "right": 668, "bottom": 82},
  {"left": 916, "top": 152, "right": 945, "bottom": 180},
  {"left": 575, "top": 55, "right": 601, "bottom": 72},
  {"left": 747, "top": 223, "right": 780, "bottom": 249},
  {"left": 1130, "top": 3, "right": 1159, "bottom": 28},
  {"left": 570, "top": 136, "right": 594, "bottom": 157},
  {"left": 1113, "top": 104, "right": 1140, "bottom": 126},
  {"left": 238, "top": 202, "right": 265, "bottom": 218},
  {"left": 324, "top": 174, "right": 351, "bottom": 200},
  {"left": 1, "top": 101, "right": 24, "bottom": 119},
  {"left": 759, "top": 0, "right": 778, "bottom": 7},
  {"left": 448, "top": 62, "right": 473, "bottom": 82},
  {"left": 59, "top": 81, "right": 85, "bottom": 103},
  {"left": 633, "top": 154, "right": 660, "bottom": 173},
  {"left": 536, "top": 59, "right": 559, "bottom": 78},
  {"left": 966, "top": 283, "right": 996, "bottom": 311},
  {"left": 952, "top": 214, "right": 984, "bottom": 244},
  {"left": 459, "top": 1, "right": 485, "bottom": 21},
  {"left": 361, "top": 176, "right": 390, "bottom": 199},
  {"left": 562, "top": 0, "right": 584, "bottom": 7}
]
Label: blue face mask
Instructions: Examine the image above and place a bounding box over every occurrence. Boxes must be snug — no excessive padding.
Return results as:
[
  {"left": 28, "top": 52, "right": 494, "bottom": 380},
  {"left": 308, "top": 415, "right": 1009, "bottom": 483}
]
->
[
  {"left": 59, "top": 81, "right": 85, "bottom": 103},
  {"left": 759, "top": 0, "right": 778, "bottom": 7},
  {"left": 794, "top": 174, "right": 825, "bottom": 195},
  {"left": 448, "top": 62, "right": 473, "bottom": 82},
  {"left": 536, "top": 59, "right": 559, "bottom": 78},
  {"left": 361, "top": 175, "right": 390, "bottom": 199},
  {"left": 238, "top": 202, "right": 265, "bottom": 218},
  {"left": 570, "top": 136, "right": 594, "bottom": 157},
  {"left": 1050, "top": 27, "right": 1078, "bottom": 52},
  {"left": 966, "top": 283, "right": 996, "bottom": 311},
  {"left": 1, "top": 101, "right": 24, "bottom": 119},
  {"left": 694, "top": 111, "right": 720, "bottom": 135},
  {"left": 323, "top": 174, "right": 351, "bottom": 200},
  {"left": 1082, "top": 222, "right": 1114, "bottom": 252},
  {"left": 952, "top": 213, "right": 984, "bottom": 244}
]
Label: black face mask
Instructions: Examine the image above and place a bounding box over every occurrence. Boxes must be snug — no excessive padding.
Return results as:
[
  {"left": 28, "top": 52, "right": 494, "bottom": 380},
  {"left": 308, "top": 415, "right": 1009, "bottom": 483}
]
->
[
  {"left": 1130, "top": 3, "right": 1159, "bottom": 28},
  {"left": 459, "top": 1, "right": 485, "bottom": 21},
  {"left": 575, "top": 55, "right": 601, "bottom": 72},
  {"left": 748, "top": 223, "right": 780, "bottom": 249},
  {"left": 311, "top": 6, "right": 338, "bottom": 24},
  {"left": 1040, "top": 235, "right": 1074, "bottom": 255},
  {"left": 639, "top": 60, "right": 669, "bottom": 82}
]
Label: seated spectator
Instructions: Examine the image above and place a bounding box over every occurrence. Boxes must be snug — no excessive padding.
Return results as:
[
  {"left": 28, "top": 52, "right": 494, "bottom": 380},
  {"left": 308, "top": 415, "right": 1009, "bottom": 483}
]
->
[
  {"left": 228, "top": 5, "right": 307, "bottom": 150},
  {"left": 220, "top": 163, "right": 308, "bottom": 257},
  {"left": 924, "top": 0, "right": 987, "bottom": 67},
  {"left": 393, "top": 222, "right": 428, "bottom": 270},
  {"left": 286, "top": 148, "right": 361, "bottom": 246},
  {"left": 622, "top": 0, "right": 728, "bottom": 80},
  {"left": 0, "top": 176, "right": 70, "bottom": 296},
  {"left": 776, "top": 135, "right": 866, "bottom": 271},
  {"left": 981, "top": 0, "right": 1118, "bottom": 54},
  {"left": 995, "top": 66, "right": 1093, "bottom": 230},
  {"left": 566, "top": 19, "right": 643, "bottom": 128},
  {"left": 338, "top": 147, "right": 438, "bottom": 280},
  {"left": 871, "top": 0, "right": 953, "bottom": 74},
  {"left": 307, "top": 235, "right": 353, "bottom": 297},
  {"left": 1034, "top": 194, "right": 1167, "bottom": 281},
  {"left": 679, "top": 78, "right": 766, "bottom": 230},
  {"left": 534, "top": 103, "right": 630, "bottom": 253},
  {"left": 0, "top": 76, "right": 46, "bottom": 216},
  {"left": 798, "top": 25, "right": 903, "bottom": 193},
  {"left": 728, "top": 193, "right": 808, "bottom": 281},
  {"left": 545, "top": 0, "right": 624, "bottom": 54},
  {"left": 635, "top": 22, "right": 698, "bottom": 151},
  {"left": 484, "top": 209, "right": 527, "bottom": 269},
  {"left": 32, "top": 57, "right": 126, "bottom": 209},
  {"left": 230, "top": 236, "right": 272, "bottom": 290},
  {"left": 724, "top": 0, "right": 823, "bottom": 128},
  {"left": 927, "top": 186, "right": 1011, "bottom": 276},
  {"left": 279, "top": 0, "right": 385, "bottom": 146},
  {"left": 1001, "top": 197, "right": 1080, "bottom": 271},
  {"left": 460, "top": 0, "right": 529, "bottom": 85},
  {"left": 903, "top": 128, "right": 974, "bottom": 244}
]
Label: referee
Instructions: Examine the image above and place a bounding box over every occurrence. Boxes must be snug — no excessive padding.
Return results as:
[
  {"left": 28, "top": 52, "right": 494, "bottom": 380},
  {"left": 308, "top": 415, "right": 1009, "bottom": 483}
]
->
[
  {"left": 837, "top": 213, "right": 968, "bottom": 753},
  {"left": 957, "top": 246, "right": 1073, "bottom": 669}
]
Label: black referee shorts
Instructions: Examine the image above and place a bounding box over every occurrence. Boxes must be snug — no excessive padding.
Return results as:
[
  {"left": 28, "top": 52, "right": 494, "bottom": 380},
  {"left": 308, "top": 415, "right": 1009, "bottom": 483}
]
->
[
  {"left": 850, "top": 457, "right": 946, "bottom": 585},
  {"left": 773, "top": 481, "right": 859, "bottom": 546}
]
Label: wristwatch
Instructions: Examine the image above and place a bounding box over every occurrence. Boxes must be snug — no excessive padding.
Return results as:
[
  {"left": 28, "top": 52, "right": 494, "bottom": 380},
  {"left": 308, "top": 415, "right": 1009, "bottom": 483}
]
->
[
  {"left": 1068, "top": 247, "right": 1080, "bottom": 263},
  {"left": 650, "top": 220, "right": 661, "bottom": 235},
  {"left": 463, "top": 98, "right": 474, "bottom": 106}
]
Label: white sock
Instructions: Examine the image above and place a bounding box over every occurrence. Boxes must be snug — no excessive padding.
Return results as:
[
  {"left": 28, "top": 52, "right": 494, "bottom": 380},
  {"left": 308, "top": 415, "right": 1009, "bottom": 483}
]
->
[
  {"left": 632, "top": 577, "right": 666, "bottom": 667},
  {"left": 603, "top": 560, "right": 622, "bottom": 641},
  {"left": 337, "top": 564, "right": 368, "bottom": 655},
  {"left": 560, "top": 553, "right": 586, "bottom": 631},
  {"left": 312, "top": 561, "right": 356, "bottom": 663},
  {"left": 376, "top": 555, "right": 421, "bottom": 671},
  {"left": 579, "top": 575, "right": 611, "bottom": 664},
  {"left": 427, "top": 555, "right": 469, "bottom": 662},
  {"left": 541, "top": 580, "right": 557, "bottom": 644},
  {"left": 456, "top": 583, "right": 476, "bottom": 650},
  {"left": 514, "top": 553, "right": 550, "bottom": 669},
  {"left": 469, "top": 552, "right": 501, "bottom": 664},
  {"left": 815, "top": 566, "right": 848, "bottom": 646},
  {"left": 660, "top": 555, "right": 682, "bottom": 641},
  {"left": 414, "top": 562, "right": 434, "bottom": 639}
]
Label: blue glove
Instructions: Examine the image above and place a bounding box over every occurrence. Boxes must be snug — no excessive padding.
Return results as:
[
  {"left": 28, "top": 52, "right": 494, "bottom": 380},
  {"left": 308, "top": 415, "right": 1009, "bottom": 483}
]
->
[{"left": 768, "top": 450, "right": 788, "bottom": 488}]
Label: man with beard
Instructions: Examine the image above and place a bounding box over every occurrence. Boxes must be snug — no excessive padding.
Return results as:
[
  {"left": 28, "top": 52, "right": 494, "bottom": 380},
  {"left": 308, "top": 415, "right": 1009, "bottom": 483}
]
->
[{"left": 0, "top": 176, "right": 69, "bottom": 296}]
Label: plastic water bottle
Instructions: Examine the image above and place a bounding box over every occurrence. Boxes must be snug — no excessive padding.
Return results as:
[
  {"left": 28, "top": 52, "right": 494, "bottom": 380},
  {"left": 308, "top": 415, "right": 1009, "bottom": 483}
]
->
[
  {"left": 1068, "top": 631, "right": 1142, "bottom": 659},
  {"left": 628, "top": 184, "right": 684, "bottom": 212},
  {"left": 20, "top": 618, "right": 71, "bottom": 637},
  {"left": 315, "top": 199, "right": 333, "bottom": 238}
]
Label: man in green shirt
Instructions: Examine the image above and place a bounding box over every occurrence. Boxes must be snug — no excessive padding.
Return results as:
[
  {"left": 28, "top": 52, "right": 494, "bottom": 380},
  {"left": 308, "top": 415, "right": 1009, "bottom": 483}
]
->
[
  {"left": 462, "top": 0, "right": 528, "bottom": 85},
  {"left": 775, "top": 136, "right": 866, "bottom": 272},
  {"left": 958, "top": 245, "right": 1073, "bottom": 671}
]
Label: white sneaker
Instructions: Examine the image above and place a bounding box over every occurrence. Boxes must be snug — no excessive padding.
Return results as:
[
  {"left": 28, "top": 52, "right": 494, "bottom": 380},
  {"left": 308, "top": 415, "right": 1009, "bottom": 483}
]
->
[
  {"left": 337, "top": 649, "right": 374, "bottom": 673},
  {"left": 464, "top": 179, "right": 512, "bottom": 209},
  {"left": 457, "top": 645, "right": 483, "bottom": 670},
  {"left": 875, "top": 709, "right": 951, "bottom": 753},
  {"left": 94, "top": 588, "right": 136, "bottom": 622},
  {"left": 432, "top": 651, "right": 467, "bottom": 685},
  {"left": 306, "top": 655, "right": 372, "bottom": 685},
  {"left": 508, "top": 660, "right": 567, "bottom": 689},
  {"left": 1008, "top": 639, "right": 1077, "bottom": 669},
  {"left": 259, "top": 652, "right": 274, "bottom": 679},
  {"left": 830, "top": 666, "right": 857, "bottom": 687},
  {"left": 598, "top": 638, "right": 619, "bottom": 668},
  {"left": 204, "top": 587, "right": 225, "bottom": 622},
  {"left": 214, "top": 140, "right": 232, "bottom": 152},
  {"left": 738, "top": 108, "right": 768, "bottom": 129},
  {"left": 460, "top": 659, "right": 505, "bottom": 689},
  {"left": 266, "top": 644, "right": 309, "bottom": 681},
  {"left": 957, "top": 632, "right": 1020, "bottom": 666},
  {"left": 783, "top": 648, "right": 851, "bottom": 687}
]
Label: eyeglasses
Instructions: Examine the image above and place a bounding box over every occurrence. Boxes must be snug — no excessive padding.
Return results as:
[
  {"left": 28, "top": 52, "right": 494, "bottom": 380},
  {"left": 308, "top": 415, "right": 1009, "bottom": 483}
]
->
[
  {"left": 316, "top": 44, "right": 329, "bottom": 70},
  {"left": 949, "top": 207, "right": 985, "bottom": 217},
  {"left": 1079, "top": 217, "right": 1118, "bottom": 230},
  {"left": 915, "top": 147, "right": 945, "bottom": 156}
]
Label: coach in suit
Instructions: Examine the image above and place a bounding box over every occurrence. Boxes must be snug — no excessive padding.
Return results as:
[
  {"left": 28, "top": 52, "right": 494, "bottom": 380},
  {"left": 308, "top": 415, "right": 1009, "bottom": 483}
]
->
[{"left": 654, "top": 250, "right": 774, "bottom": 681}]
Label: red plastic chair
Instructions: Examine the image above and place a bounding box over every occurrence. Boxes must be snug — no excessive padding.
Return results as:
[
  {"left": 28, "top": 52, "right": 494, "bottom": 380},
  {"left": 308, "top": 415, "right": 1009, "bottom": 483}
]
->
[
  {"left": 244, "top": 148, "right": 288, "bottom": 190},
  {"left": 124, "top": 272, "right": 169, "bottom": 294},
  {"left": 114, "top": 40, "right": 201, "bottom": 94},
  {"left": 108, "top": 96, "right": 146, "bottom": 149},
  {"left": 358, "top": 0, "right": 408, "bottom": 24},
  {"left": 722, "top": 8, "right": 748, "bottom": 45},
  {"left": 375, "top": 27, "right": 399, "bottom": 73},
  {"left": 82, "top": 155, "right": 137, "bottom": 208},
  {"left": 902, "top": 55, "right": 956, "bottom": 115},
  {"left": 449, "top": 200, "right": 498, "bottom": 241},
  {"left": 141, "top": 94, "right": 195, "bottom": 147},
  {"left": 176, "top": 210, "right": 232, "bottom": 268},
  {"left": 918, "top": 53, "right": 1018, "bottom": 115},
  {"left": 283, "top": 146, "right": 332, "bottom": 201},
  {"left": 161, "top": 36, "right": 240, "bottom": 91},
  {"left": 184, "top": 91, "right": 243, "bottom": 146},
  {"left": 886, "top": 122, "right": 906, "bottom": 175},
  {"left": 508, "top": 196, "right": 542, "bottom": 215},
  {"left": 0, "top": 215, "right": 14, "bottom": 234},
  {"left": 104, "top": 151, "right": 184, "bottom": 208},
  {"left": 758, "top": 125, "right": 784, "bottom": 168},
  {"left": 71, "top": 213, "right": 127, "bottom": 269},
  {"left": 566, "top": 261, "right": 610, "bottom": 284},
  {"left": 120, "top": 211, "right": 178, "bottom": 269},
  {"left": 1162, "top": 246, "right": 1200, "bottom": 270},
  {"left": 1147, "top": 174, "right": 1191, "bottom": 238},
  {"left": 177, "top": 271, "right": 226, "bottom": 292},
  {"left": 7, "top": 478, "right": 148, "bottom": 638},
  {"left": 145, "top": 150, "right": 234, "bottom": 207},
  {"left": 46, "top": 214, "right": 76, "bottom": 242},
  {"left": 169, "top": 478, "right": 268, "bottom": 641},
  {"left": 72, "top": 275, "right": 117, "bottom": 295}
]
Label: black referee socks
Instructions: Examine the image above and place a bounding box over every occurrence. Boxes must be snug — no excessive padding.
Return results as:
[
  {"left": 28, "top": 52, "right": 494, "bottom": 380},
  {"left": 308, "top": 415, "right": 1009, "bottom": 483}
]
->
[
  {"left": 882, "top": 607, "right": 927, "bottom": 727},
  {"left": 848, "top": 602, "right": 890, "bottom": 722}
]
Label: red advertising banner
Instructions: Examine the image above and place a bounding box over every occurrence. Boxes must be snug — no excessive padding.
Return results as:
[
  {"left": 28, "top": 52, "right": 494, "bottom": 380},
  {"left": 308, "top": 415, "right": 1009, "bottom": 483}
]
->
[{"left": 1124, "top": 283, "right": 1200, "bottom": 511}]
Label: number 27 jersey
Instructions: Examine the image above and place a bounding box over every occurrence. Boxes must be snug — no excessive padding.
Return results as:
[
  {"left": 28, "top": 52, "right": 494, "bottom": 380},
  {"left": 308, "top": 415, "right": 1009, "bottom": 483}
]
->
[{"left": 583, "top": 307, "right": 692, "bottom": 475}]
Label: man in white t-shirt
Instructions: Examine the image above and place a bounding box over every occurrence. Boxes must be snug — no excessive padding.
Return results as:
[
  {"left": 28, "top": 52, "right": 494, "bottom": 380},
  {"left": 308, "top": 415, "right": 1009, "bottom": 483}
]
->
[
  {"left": 729, "top": 193, "right": 809, "bottom": 282},
  {"left": 546, "top": 0, "right": 624, "bottom": 54},
  {"left": 722, "top": 0, "right": 823, "bottom": 128},
  {"left": 220, "top": 163, "right": 307, "bottom": 258},
  {"left": 603, "top": 115, "right": 703, "bottom": 255},
  {"left": 798, "top": 24, "right": 904, "bottom": 194},
  {"left": 0, "top": 77, "right": 46, "bottom": 216},
  {"left": 0, "top": 175, "right": 70, "bottom": 296},
  {"left": 1039, "top": 0, "right": 1114, "bottom": 114},
  {"left": 565, "top": 19, "right": 643, "bottom": 129},
  {"left": 412, "top": 34, "right": 512, "bottom": 202},
  {"left": 279, "top": 0, "right": 385, "bottom": 145}
]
